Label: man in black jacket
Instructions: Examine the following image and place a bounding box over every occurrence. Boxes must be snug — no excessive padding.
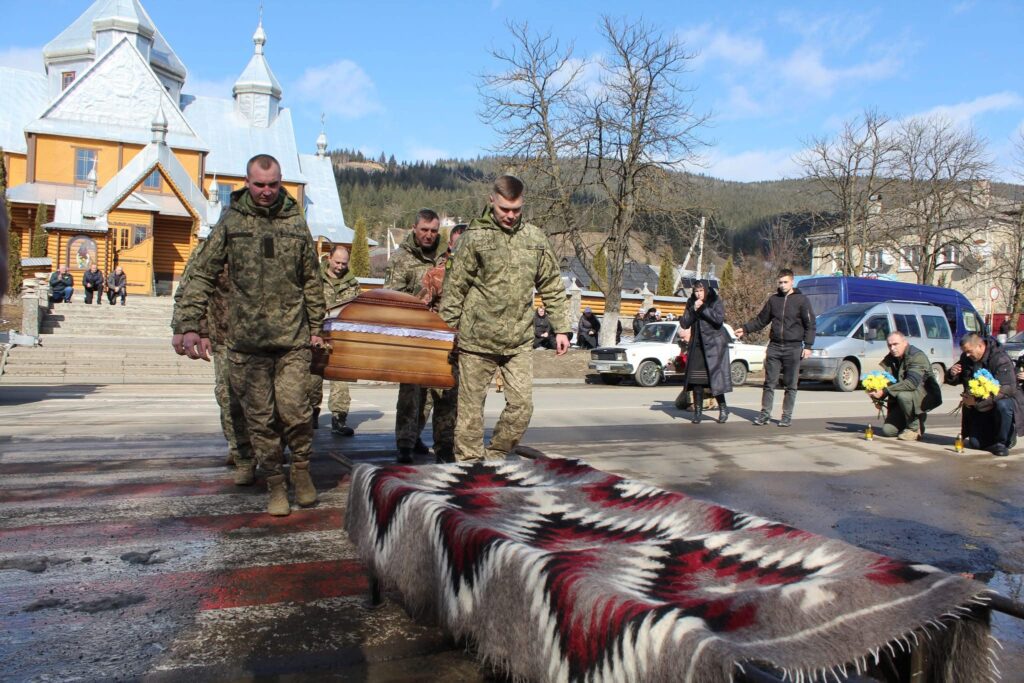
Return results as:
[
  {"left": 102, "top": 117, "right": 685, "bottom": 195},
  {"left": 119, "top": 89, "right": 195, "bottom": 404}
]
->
[
  {"left": 736, "top": 269, "right": 815, "bottom": 427},
  {"left": 946, "top": 333, "right": 1024, "bottom": 457},
  {"left": 82, "top": 264, "right": 104, "bottom": 305}
]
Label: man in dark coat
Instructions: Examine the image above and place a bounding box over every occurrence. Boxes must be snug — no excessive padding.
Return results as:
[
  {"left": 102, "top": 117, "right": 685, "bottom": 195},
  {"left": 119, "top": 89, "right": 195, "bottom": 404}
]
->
[
  {"left": 632, "top": 311, "right": 644, "bottom": 337},
  {"left": 679, "top": 281, "right": 732, "bottom": 423},
  {"left": 946, "top": 333, "right": 1024, "bottom": 457},
  {"left": 736, "top": 268, "right": 815, "bottom": 428},
  {"left": 868, "top": 332, "right": 943, "bottom": 440},
  {"left": 533, "top": 306, "right": 556, "bottom": 349},
  {"left": 578, "top": 308, "right": 601, "bottom": 349},
  {"left": 49, "top": 265, "right": 74, "bottom": 304},
  {"left": 82, "top": 264, "right": 104, "bottom": 305}
]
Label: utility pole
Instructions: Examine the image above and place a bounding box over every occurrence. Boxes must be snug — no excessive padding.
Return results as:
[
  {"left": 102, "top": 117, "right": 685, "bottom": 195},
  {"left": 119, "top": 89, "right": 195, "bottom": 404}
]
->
[{"left": 694, "top": 216, "right": 706, "bottom": 280}]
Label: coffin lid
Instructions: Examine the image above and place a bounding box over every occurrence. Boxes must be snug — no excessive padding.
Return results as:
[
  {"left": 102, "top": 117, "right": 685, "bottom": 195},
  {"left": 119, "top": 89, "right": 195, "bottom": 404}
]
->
[{"left": 332, "top": 289, "right": 454, "bottom": 332}]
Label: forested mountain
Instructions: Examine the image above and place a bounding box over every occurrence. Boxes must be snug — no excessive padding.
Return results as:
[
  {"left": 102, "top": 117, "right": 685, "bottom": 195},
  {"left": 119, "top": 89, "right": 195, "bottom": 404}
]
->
[{"left": 332, "top": 150, "right": 1021, "bottom": 268}]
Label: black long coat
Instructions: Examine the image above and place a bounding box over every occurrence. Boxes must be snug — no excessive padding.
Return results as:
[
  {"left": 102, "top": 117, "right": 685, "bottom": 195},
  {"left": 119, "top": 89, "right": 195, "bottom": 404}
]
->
[{"left": 680, "top": 288, "right": 733, "bottom": 396}]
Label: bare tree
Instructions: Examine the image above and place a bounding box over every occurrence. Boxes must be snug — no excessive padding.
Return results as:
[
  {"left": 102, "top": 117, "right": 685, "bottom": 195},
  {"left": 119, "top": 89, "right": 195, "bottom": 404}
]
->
[
  {"left": 479, "top": 18, "right": 709, "bottom": 345},
  {"left": 795, "top": 109, "right": 896, "bottom": 277},
  {"left": 762, "top": 216, "right": 802, "bottom": 274},
  {"left": 990, "top": 130, "right": 1024, "bottom": 326},
  {"left": 882, "top": 115, "right": 992, "bottom": 285}
]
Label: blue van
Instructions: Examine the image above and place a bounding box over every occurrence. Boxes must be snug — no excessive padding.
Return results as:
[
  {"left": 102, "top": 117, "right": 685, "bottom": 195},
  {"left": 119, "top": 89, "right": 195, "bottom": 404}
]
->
[{"left": 797, "top": 276, "right": 986, "bottom": 347}]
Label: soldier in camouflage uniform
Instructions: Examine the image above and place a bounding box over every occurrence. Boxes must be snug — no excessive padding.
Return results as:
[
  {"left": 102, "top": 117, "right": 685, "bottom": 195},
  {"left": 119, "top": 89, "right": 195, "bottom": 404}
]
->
[
  {"left": 172, "top": 242, "right": 253, "bottom": 477},
  {"left": 439, "top": 176, "right": 570, "bottom": 462},
  {"left": 309, "top": 244, "right": 361, "bottom": 435},
  {"left": 418, "top": 223, "right": 467, "bottom": 463},
  {"left": 384, "top": 209, "right": 447, "bottom": 463},
  {"left": 173, "top": 154, "right": 325, "bottom": 517}
]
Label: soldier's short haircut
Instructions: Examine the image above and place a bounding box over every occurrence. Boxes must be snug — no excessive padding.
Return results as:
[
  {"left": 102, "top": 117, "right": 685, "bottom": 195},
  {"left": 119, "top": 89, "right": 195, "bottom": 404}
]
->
[
  {"left": 329, "top": 244, "right": 350, "bottom": 257},
  {"left": 493, "top": 175, "right": 525, "bottom": 200},
  {"left": 777, "top": 268, "right": 794, "bottom": 279},
  {"left": 450, "top": 223, "right": 468, "bottom": 238},
  {"left": 415, "top": 208, "right": 439, "bottom": 225},
  {"left": 246, "top": 154, "right": 281, "bottom": 175},
  {"left": 886, "top": 331, "right": 906, "bottom": 342},
  {"left": 960, "top": 332, "right": 984, "bottom": 348}
]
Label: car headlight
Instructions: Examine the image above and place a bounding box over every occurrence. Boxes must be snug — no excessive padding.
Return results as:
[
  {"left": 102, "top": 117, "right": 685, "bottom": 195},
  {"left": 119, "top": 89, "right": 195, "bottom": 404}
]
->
[
  {"left": 616, "top": 352, "right": 626, "bottom": 361},
  {"left": 809, "top": 348, "right": 829, "bottom": 358}
]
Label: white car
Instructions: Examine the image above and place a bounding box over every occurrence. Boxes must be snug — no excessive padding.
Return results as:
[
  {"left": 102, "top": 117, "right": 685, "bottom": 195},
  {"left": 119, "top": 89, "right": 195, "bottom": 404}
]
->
[{"left": 588, "top": 322, "right": 766, "bottom": 387}]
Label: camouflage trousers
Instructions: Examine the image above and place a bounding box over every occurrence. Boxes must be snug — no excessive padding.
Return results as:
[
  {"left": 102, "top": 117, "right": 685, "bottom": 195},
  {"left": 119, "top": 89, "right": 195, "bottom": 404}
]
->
[
  {"left": 228, "top": 347, "right": 314, "bottom": 476},
  {"left": 308, "top": 374, "right": 352, "bottom": 417},
  {"left": 213, "top": 343, "right": 253, "bottom": 464},
  {"left": 395, "top": 383, "right": 457, "bottom": 455},
  {"left": 454, "top": 350, "right": 533, "bottom": 462}
]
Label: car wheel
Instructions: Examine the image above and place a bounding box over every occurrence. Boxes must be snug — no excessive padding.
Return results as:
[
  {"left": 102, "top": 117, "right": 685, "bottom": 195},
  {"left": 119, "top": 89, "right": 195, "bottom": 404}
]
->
[
  {"left": 833, "top": 359, "right": 859, "bottom": 392},
  {"left": 931, "top": 363, "right": 945, "bottom": 385},
  {"left": 600, "top": 374, "right": 623, "bottom": 385},
  {"left": 730, "top": 360, "right": 748, "bottom": 386},
  {"left": 634, "top": 360, "right": 662, "bottom": 387}
]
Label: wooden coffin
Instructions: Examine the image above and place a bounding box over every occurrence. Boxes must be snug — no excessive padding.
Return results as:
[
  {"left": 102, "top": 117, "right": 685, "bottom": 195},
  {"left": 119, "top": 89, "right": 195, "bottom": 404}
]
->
[{"left": 320, "top": 289, "right": 456, "bottom": 388}]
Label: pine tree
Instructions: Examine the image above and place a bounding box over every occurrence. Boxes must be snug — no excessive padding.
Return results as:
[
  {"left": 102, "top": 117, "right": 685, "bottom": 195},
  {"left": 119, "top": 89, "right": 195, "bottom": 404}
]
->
[
  {"left": 592, "top": 246, "right": 607, "bottom": 291},
  {"left": 31, "top": 202, "right": 47, "bottom": 257},
  {"left": 350, "top": 216, "right": 370, "bottom": 278},
  {"left": 2, "top": 148, "right": 21, "bottom": 295},
  {"left": 657, "top": 251, "right": 675, "bottom": 296},
  {"left": 720, "top": 257, "right": 735, "bottom": 290}
]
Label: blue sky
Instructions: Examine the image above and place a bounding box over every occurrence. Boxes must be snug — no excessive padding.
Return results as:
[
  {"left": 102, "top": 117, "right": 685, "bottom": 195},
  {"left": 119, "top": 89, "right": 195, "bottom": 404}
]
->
[{"left": 2, "top": 0, "right": 1021, "bottom": 181}]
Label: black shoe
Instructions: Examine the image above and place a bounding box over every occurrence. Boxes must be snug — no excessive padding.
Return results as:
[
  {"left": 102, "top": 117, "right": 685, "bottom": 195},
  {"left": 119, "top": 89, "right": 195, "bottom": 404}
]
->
[
  {"left": 397, "top": 447, "right": 414, "bottom": 464},
  {"left": 331, "top": 415, "right": 354, "bottom": 436},
  {"left": 718, "top": 406, "right": 729, "bottom": 424},
  {"left": 778, "top": 415, "right": 792, "bottom": 428},
  {"left": 691, "top": 413, "right": 701, "bottom": 424},
  {"left": 752, "top": 412, "right": 770, "bottom": 426},
  {"left": 434, "top": 448, "right": 455, "bottom": 464},
  {"left": 413, "top": 439, "right": 430, "bottom": 455},
  {"left": 991, "top": 443, "right": 1010, "bottom": 457},
  {"left": 311, "top": 407, "right": 321, "bottom": 430}
]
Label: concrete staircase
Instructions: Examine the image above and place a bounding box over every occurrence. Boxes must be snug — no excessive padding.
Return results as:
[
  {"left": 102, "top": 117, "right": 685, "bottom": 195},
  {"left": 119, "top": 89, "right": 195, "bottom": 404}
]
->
[{"left": 2, "top": 297, "right": 214, "bottom": 384}]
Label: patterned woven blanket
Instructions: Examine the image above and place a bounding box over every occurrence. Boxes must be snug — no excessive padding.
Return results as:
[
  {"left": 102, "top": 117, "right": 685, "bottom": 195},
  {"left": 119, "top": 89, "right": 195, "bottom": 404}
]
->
[{"left": 345, "top": 458, "right": 997, "bottom": 683}]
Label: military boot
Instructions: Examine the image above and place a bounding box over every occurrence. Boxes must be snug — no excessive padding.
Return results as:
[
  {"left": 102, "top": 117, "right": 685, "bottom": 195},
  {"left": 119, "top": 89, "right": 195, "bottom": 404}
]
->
[
  {"left": 290, "top": 461, "right": 318, "bottom": 507},
  {"left": 331, "top": 414, "right": 354, "bottom": 437},
  {"left": 311, "top": 407, "right": 321, "bottom": 430},
  {"left": 266, "top": 474, "right": 290, "bottom": 516},
  {"left": 234, "top": 460, "right": 256, "bottom": 486}
]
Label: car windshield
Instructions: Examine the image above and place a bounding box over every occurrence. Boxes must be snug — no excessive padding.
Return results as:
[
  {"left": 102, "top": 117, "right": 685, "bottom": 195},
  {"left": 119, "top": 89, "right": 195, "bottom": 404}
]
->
[
  {"left": 816, "top": 309, "right": 870, "bottom": 337},
  {"left": 1008, "top": 330, "right": 1024, "bottom": 343},
  {"left": 636, "top": 324, "right": 676, "bottom": 343}
]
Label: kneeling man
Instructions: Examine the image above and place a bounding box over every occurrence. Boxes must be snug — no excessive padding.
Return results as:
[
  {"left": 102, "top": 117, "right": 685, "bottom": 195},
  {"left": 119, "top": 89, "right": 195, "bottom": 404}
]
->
[
  {"left": 946, "top": 333, "right": 1024, "bottom": 457},
  {"left": 868, "top": 332, "right": 942, "bottom": 440}
]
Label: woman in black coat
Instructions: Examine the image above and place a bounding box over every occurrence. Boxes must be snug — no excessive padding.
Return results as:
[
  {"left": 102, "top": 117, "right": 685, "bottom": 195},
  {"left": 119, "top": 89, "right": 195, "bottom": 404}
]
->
[{"left": 680, "top": 280, "right": 733, "bottom": 423}]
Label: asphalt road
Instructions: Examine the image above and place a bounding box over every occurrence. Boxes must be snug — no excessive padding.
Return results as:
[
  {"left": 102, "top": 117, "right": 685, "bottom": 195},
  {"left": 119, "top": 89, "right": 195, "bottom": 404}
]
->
[{"left": 1, "top": 381, "right": 1021, "bottom": 680}]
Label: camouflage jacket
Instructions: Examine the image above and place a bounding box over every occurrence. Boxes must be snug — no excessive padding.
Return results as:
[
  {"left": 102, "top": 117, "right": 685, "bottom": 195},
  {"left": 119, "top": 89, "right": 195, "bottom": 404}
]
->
[
  {"left": 439, "top": 208, "right": 569, "bottom": 354},
  {"left": 172, "top": 188, "right": 325, "bottom": 352},
  {"left": 384, "top": 231, "right": 441, "bottom": 296},
  {"left": 172, "top": 240, "right": 231, "bottom": 344},
  {"left": 321, "top": 262, "right": 361, "bottom": 309}
]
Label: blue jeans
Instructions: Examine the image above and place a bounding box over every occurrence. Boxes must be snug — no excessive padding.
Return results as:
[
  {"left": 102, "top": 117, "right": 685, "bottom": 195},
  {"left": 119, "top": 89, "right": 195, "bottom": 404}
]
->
[{"left": 50, "top": 288, "right": 73, "bottom": 303}]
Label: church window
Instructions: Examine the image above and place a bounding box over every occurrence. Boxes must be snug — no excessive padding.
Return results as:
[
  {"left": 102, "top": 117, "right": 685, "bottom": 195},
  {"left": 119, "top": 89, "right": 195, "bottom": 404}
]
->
[
  {"left": 74, "top": 148, "right": 97, "bottom": 182},
  {"left": 61, "top": 71, "right": 76, "bottom": 90},
  {"left": 143, "top": 170, "right": 161, "bottom": 190},
  {"left": 218, "top": 184, "right": 233, "bottom": 206}
]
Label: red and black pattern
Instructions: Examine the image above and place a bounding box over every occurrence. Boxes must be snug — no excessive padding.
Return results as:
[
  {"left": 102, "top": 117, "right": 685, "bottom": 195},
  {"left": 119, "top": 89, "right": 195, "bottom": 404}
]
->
[{"left": 345, "top": 458, "right": 993, "bottom": 683}]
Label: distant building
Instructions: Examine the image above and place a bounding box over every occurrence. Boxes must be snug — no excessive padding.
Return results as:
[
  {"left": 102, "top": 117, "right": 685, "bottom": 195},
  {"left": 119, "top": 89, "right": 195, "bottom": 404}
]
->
[{"left": 1, "top": 0, "right": 364, "bottom": 295}]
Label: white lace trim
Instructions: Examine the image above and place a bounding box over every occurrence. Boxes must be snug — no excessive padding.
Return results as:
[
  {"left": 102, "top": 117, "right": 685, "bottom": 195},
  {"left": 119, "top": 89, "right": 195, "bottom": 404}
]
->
[{"left": 324, "top": 320, "right": 455, "bottom": 343}]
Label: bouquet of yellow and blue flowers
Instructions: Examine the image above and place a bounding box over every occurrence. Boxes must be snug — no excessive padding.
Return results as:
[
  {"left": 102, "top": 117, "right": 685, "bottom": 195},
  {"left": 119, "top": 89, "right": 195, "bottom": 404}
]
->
[
  {"left": 862, "top": 369, "right": 896, "bottom": 416},
  {"left": 967, "top": 369, "right": 1000, "bottom": 401}
]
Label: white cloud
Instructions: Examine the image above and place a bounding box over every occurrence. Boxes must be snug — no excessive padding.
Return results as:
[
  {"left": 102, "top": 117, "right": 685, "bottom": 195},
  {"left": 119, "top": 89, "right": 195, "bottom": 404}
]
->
[
  {"left": 779, "top": 47, "right": 899, "bottom": 95},
  {"left": 406, "top": 145, "right": 450, "bottom": 162},
  {"left": 293, "top": 60, "right": 383, "bottom": 119},
  {"left": 0, "top": 46, "right": 44, "bottom": 73},
  {"left": 952, "top": 0, "right": 977, "bottom": 15},
  {"left": 678, "top": 26, "right": 765, "bottom": 68},
  {"left": 183, "top": 75, "right": 235, "bottom": 99},
  {"left": 914, "top": 91, "right": 1024, "bottom": 126},
  {"left": 703, "top": 148, "right": 801, "bottom": 182}
]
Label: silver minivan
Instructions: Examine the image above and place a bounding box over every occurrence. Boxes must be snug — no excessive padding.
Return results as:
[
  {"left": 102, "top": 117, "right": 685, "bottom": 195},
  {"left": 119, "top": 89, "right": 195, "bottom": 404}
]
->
[{"left": 799, "top": 301, "right": 957, "bottom": 392}]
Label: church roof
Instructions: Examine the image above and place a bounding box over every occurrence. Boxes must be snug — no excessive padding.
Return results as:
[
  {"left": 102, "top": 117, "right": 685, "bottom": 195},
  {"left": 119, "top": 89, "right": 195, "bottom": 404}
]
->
[
  {"left": 299, "top": 153, "right": 366, "bottom": 244},
  {"left": 0, "top": 68, "right": 48, "bottom": 154},
  {"left": 44, "top": 0, "right": 186, "bottom": 80},
  {"left": 27, "top": 37, "right": 205, "bottom": 151},
  {"left": 180, "top": 95, "right": 305, "bottom": 182},
  {"left": 233, "top": 21, "right": 282, "bottom": 98}
]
